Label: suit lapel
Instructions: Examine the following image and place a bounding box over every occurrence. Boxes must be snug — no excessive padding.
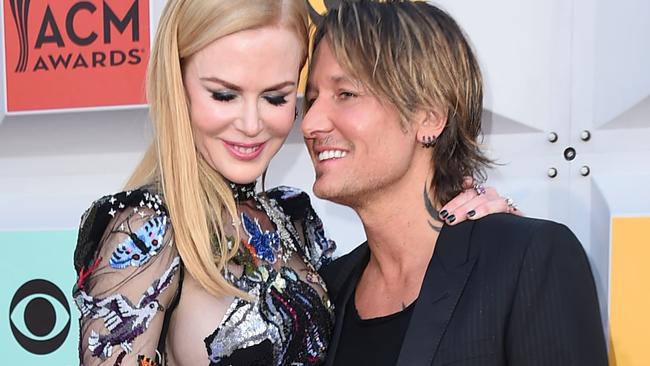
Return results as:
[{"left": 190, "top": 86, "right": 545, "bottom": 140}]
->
[
  {"left": 396, "top": 221, "right": 477, "bottom": 366},
  {"left": 323, "top": 244, "right": 370, "bottom": 366}
]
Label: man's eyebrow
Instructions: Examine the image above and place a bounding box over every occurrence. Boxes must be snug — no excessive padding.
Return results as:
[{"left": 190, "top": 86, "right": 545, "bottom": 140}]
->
[
  {"left": 330, "top": 75, "right": 348, "bottom": 84},
  {"left": 331, "top": 75, "right": 365, "bottom": 90}
]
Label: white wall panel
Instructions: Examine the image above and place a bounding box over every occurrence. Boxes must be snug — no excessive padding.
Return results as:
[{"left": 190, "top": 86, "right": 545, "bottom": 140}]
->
[{"left": 436, "top": 0, "right": 572, "bottom": 134}]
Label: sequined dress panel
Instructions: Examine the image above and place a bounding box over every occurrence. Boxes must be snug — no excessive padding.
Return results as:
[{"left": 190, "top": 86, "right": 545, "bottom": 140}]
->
[{"left": 73, "top": 185, "right": 335, "bottom": 366}]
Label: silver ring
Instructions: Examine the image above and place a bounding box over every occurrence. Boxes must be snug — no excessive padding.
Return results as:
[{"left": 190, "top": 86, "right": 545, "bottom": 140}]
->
[
  {"left": 474, "top": 183, "right": 486, "bottom": 196},
  {"left": 505, "top": 197, "right": 517, "bottom": 211}
]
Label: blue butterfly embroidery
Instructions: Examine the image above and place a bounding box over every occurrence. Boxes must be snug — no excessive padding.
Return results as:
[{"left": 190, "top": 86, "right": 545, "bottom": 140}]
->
[
  {"left": 109, "top": 215, "right": 168, "bottom": 269},
  {"left": 241, "top": 212, "right": 281, "bottom": 264}
]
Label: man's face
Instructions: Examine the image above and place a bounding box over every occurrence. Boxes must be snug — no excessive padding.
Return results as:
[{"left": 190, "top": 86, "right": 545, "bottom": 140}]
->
[{"left": 302, "top": 41, "right": 419, "bottom": 207}]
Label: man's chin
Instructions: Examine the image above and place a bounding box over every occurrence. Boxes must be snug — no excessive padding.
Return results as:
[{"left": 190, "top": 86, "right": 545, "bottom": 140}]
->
[
  {"left": 313, "top": 181, "right": 354, "bottom": 207},
  {"left": 311, "top": 183, "right": 329, "bottom": 200},
  {"left": 312, "top": 181, "right": 336, "bottom": 200}
]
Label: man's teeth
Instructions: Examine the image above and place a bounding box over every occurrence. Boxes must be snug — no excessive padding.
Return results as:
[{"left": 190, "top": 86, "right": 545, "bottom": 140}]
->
[
  {"left": 318, "top": 150, "right": 347, "bottom": 161},
  {"left": 233, "top": 145, "right": 259, "bottom": 154}
]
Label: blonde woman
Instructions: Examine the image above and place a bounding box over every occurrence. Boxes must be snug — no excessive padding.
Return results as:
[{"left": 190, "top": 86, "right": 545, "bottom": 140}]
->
[{"left": 72, "top": 1, "right": 511, "bottom": 365}]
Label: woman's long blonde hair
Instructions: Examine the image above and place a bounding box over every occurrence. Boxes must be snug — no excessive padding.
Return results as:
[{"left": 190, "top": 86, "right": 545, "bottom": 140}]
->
[{"left": 126, "top": 0, "right": 309, "bottom": 298}]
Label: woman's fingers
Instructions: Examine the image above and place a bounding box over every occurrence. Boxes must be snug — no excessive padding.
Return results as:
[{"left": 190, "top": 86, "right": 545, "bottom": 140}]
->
[{"left": 441, "top": 185, "right": 523, "bottom": 226}]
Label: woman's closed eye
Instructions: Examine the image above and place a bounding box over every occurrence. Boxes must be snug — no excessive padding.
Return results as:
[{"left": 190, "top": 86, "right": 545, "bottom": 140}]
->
[
  {"left": 211, "top": 91, "right": 236, "bottom": 102},
  {"left": 210, "top": 90, "right": 288, "bottom": 106},
  {"left": 264, "top": 94, "right": 288, "bottom": 106}
]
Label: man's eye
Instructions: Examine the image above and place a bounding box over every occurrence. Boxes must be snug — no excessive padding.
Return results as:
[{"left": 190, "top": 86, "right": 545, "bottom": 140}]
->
[
  {"left": 211, "top": 92, "right": 236, "bottom": 102},
  {"left": 338, "top": 91, "right": 356, "bottom": 100},
  {"left": 264, "top": 95, "right": 288, "bottom": 106}
]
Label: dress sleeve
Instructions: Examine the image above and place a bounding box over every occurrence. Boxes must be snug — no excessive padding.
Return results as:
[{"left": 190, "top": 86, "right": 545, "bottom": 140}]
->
[
  {"left": 505, "top": 221, "right": 608, "bottom": 365},
  {"left": 267, "top": 186, "right": 336, "bottom": 271},
  {"left": 72, "top": 190, "right": 180, "bottom": 365}
]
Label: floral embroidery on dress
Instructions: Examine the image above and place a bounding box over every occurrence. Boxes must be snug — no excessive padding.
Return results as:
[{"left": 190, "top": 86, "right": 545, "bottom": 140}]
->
[
  {"left": 241, "top": 212, "right": 281, "bottom": 264},
  {"left": 74, "top": 185, "right": 334, "bottom": 366},
  {"left": 205, "top": 266, "right": 332, "bottom": 366},
  {"left": 304, "top": 210, "right": 336, "bottom": 271},
  {"left": 204, "top": 186, "right": 334, "bottom": 366},
  {"left": 272, "top": 186, "right": 336, "bottom": 271},
  {"left": 74, "top": 257, "right": 180, "bottom": 360}
]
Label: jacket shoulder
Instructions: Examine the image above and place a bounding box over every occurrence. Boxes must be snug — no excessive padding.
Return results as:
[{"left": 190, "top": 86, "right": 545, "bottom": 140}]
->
[
  {"left": 320, "top": 243, "right": 369, "bottom": 298},
  {"left": 475, "top": 213, "right": 579, "bottom": 244},
  {"left": 471, "top": 213, "right": 585, "bottom": 266}
]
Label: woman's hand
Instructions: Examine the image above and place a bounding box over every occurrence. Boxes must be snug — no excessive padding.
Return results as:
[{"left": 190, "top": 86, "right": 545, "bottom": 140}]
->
[{"left": 439, "top": 177, "right": 523, "bottom": 226}]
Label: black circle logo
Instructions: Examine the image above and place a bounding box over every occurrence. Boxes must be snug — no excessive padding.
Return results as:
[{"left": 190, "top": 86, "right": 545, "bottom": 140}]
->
[{"left": 9, "top": 279, "right": 71, "bottom": 355}]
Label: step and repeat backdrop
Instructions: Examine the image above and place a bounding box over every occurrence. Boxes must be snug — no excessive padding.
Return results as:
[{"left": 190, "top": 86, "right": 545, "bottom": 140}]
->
[
  {"left": 1, "top": 0, "right": 649, "bottom": 365},
  {"left": 3, "top": 0, "right": 149, "bottom": 113},
  {"left": 2, "top": 0, "right": 152, "bottom": 364}
]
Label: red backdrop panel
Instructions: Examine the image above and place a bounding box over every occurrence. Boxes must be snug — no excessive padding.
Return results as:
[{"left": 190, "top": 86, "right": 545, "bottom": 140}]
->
[{"left": 3, "top": 0, "right": 150, "bottom": 112}]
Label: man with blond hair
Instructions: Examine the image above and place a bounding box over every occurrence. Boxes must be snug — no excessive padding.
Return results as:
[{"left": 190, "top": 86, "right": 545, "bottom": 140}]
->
[{"left": 304, "top": 1, "right": 608, "bottom": 364}]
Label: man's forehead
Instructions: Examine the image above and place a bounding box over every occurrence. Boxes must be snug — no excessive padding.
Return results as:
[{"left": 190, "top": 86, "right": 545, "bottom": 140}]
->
[
  {"left": 328, "top": 75, "right": 354, "bottom": 85},
  {"left": 309, "top": 43, "right": 347, "bottom": 79},
  {"left": 307, "top": 73, "right": 360, "bottom": 91}
]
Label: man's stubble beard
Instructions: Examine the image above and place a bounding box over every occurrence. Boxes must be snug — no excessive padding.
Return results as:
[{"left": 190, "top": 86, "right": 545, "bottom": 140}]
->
[{"left": 313, "top": 169, "right": 395, "bottom": 209}]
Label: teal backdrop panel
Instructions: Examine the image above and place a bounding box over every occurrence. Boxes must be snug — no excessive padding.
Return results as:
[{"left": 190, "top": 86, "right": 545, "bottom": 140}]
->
[{"left": 1, "top": 230, "right": 79, "bottom": 365}]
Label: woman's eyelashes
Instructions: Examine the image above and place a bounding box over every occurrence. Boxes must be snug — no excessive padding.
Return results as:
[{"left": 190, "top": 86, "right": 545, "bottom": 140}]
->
[
  {"left": 264, "top": 94, "right": 288, "bottom": 106},
  {"left": 211, "top": 91, "right": 236, "bottom": 102},
  {"left": 209, "top": 90, "right": 288, "bottom": 106}
]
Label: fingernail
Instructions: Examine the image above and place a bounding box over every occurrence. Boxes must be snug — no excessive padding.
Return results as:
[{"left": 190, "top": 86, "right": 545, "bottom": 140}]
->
[
  {"left": 467, "top": 210, "right": 476, "bottom": 218},
  {"left": 447, "top": 214, "right": 456, "bottom": 223},
  {"left": 439, "top": 210, "right": 448, "bottom": 219}
]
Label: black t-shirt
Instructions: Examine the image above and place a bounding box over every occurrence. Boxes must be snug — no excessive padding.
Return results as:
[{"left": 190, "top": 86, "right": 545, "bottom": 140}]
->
[{"left": 333, "top": 296, "right": 416, "bottom": 365}]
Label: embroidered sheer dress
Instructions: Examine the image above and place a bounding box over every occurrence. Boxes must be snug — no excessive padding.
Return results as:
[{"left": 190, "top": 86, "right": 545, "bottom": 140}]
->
[{"left": 73, "top": 184, "right": 335, "bottom": 366}]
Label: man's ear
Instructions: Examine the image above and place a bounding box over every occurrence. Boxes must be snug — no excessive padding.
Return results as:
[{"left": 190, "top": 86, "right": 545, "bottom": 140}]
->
[{"left": 415, "top": 109, "right": 447, "bottom": 146}]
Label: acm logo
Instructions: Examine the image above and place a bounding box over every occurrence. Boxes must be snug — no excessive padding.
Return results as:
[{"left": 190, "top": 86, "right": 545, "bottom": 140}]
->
[
  {"left": 3, "top": 0, "right": 150, "bottom": 112},
  {"left": 8, "top": 0, "right": 143, "bottom": 72},
  {"left": 9, "top": 279, "right": 71, "bottom": 355}
]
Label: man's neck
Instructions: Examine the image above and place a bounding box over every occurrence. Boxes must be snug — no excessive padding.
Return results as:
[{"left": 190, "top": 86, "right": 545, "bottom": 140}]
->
[
  {"left": 355, "top": 180, "right": 441, "bottom": 281},
  {"left": 352, "top": 177, "right": 441, "bottom": 318}
]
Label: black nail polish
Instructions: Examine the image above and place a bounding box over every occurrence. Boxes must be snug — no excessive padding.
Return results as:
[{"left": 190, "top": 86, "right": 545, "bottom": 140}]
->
[
  {"left": 447, "top": 214, "right": 456, "bottom": 223},
  {"left": 467, "top": 210, "right": 476, "bottom": 218},
  {"left": 439, "top": 210, "right": 448, "bottom": 219}
]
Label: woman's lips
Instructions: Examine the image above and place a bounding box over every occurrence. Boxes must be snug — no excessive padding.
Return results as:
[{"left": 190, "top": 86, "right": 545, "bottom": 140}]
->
[{"left": 223, "top": 140, "right": 265, "bottom": 161}]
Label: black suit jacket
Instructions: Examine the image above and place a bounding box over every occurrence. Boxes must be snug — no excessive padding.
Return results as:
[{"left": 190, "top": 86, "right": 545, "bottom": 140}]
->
[{"left": 320, "top": 214, "right": 608, "bottom": 365}]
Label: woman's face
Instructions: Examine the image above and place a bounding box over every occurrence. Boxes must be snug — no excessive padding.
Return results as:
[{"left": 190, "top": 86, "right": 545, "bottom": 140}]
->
[{"left": 183, "top": 26, "right": 303, "bottom": 184}]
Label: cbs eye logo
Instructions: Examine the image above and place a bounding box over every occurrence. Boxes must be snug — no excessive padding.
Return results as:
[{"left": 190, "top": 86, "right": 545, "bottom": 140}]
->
[{"left": 9, "top": 279, "right": 71, "bottom": 355}]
